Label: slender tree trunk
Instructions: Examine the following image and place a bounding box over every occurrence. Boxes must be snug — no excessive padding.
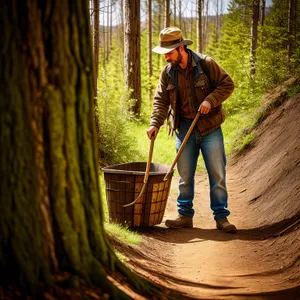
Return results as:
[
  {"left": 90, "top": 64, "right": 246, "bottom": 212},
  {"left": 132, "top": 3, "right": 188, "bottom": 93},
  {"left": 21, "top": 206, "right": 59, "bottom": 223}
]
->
[
  {"left": 204, "top": 0, "right": 209, "bottom": 51},
  {"left": 164, "top": 0, "right": 170, "bottom": 27},
  {"left": 0, "top": 0, "right": 155, "bottom": 297},
  {"left": 215, "top": 0, "right": 219, "bottom": 45},
  {"left": 295, "top": 0, "right": 298, "bottom": 47},
  {"left": 174, "top": 0, "right": 177, "bottom": 26},
  {"left": 110, "top": 0, "right": 113, "bottom": 52},
  {"left": 124, "top": 0, "right": 141, "bottom": 115},
  {"left": 148, "top": 0, "right": 153, "bottom": 101},
  {"left": 197, "top": 0, "right": 203, "bottom": 53},
  {"left": 288, "top": 0, "right": 296, "bottom": 63},
  {"left": 179, "top": 0, "right": 182, "bottom": 29},
  {"left": 106, "top": 0, "right": 109, "bottom": 61},
  {"left": 119, "top": 0, "right": 124, "bottom": 70},
  {"left": 147, "top": 3, "right": 152, "bottom": 75},
  {"left": 92, "top": 0, "right": 101, "bottom": 164},
  {"left": 191, "top": 2, "right": 194, "bottom": 39},
  {"left": 101, "top": 5, "right": 106, "bottom": 66},
  {"left": 260, "top": 0, "right": 266, "bottom": 26},
  {"left": 250, "top": 0, "right": 260, "bottom": 80},
  {"left": 93, "top": 0, "right": 100, "bottom": 93}
]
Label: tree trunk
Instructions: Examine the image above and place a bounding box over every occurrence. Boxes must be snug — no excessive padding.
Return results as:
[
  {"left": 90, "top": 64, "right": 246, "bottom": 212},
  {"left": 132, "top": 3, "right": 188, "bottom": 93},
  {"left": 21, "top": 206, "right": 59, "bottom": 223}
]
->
[
  {"left": 179, "top": 0, "right": 182, "bottom": 29},
  {"left": 110, "top": 0, "right": 113, "bottom": 52},
  {"left": 148, "top": 0, "right": 153, "bottom": 102},
  {"left": 119, "top": 0, "right": 125, "bottom": 70},
  {"left": 124, "top": 0, "right": 141, "bottom": 115},
  {"left": 106, "top": 0, "right": 110, "bottom": 61},
  {"left": 250, "top": 0, "right": 260, "bottom": 79},
  {"left": 174, "top": 0, "right": 177, "bottom": 26},
  {"left": 260, "top": 0, "right": 266, "bottom": 26},
  {"left": 215, "top": 0, "right": 219, "bottom": 45},
  {"left": 93, "top": 0, "right": 100, "bottom": 91},
  {"left": 92, "top": 0, "right": 102, "bottom": 166},
  {"left": 197, "top": 0, "right": 203, "bottom": 53},
  {"left": 164, "top": 0, "right": 170, "bottom": 28},
  {"left": 288, "top": 0, "right": 296, "bottom": 63},
  {"left": 204, "top": 0, "right": 209, "bottom": 51},
  {"left": 0, "top": 0, "right": 155, "bottom": 297}
]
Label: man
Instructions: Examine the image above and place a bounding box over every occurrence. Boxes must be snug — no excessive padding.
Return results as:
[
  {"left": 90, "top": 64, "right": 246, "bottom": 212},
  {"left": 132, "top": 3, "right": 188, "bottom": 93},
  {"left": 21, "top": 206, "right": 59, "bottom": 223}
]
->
[{"left": 147, "top": 27, "right": 237, "bottom": 233}]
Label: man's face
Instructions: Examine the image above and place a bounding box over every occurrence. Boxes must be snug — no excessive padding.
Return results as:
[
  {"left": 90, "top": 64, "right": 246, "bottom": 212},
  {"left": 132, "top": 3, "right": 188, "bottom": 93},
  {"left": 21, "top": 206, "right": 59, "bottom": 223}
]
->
[{"left": 164, "top": 48, "right": 182, "bottom": 67}]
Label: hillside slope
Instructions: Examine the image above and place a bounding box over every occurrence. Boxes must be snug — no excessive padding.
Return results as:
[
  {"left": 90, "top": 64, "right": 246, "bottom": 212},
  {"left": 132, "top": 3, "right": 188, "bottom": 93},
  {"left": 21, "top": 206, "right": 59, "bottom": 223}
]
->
[
  {"left": 231, "top": 77, "right": 300, "bottom": 228},
  {"left": 120, "top": 79, "right": 300, "bottom": 299}
]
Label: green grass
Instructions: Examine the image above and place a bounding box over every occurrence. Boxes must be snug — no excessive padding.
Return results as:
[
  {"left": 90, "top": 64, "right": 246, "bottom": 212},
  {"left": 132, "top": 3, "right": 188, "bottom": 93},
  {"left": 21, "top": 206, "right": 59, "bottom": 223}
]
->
[
  {"left": 99, "top": 173, "right": 142, "bottom": 247},
  {"left": 104, "top": 222, "right": 141, "bottom": 246},
  {"left": 222, "top": 109, "right": 258, "bottom": 154},
  {"left": 126, "top": 122, "right": 176, "bottom": 165},
  {"left": 98, "top": 89, "right": 277, "bottom": 246},
  {"left": 125, "top": 107, "right": 260, "bottom": 172}
]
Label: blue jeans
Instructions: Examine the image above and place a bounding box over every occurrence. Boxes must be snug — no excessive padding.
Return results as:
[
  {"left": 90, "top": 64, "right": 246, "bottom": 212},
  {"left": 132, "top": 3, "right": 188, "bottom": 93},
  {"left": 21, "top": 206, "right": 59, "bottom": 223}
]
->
[{"left": 175, "top": 120, "right": 230, "bottom": 220}]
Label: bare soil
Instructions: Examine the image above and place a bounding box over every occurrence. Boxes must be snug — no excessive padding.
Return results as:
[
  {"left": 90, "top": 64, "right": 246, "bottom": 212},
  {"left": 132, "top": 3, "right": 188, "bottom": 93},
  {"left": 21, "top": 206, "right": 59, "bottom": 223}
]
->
[
  {"left": 2, "top": 82, "right": 299, "bottom": 300},
  {"left": 121, "top": 82, "right": 300, "bottom": 299}
]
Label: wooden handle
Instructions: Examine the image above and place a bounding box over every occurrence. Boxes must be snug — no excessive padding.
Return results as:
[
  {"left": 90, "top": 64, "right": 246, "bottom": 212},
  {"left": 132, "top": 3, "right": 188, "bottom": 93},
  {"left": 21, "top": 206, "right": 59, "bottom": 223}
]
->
[
  {"left": 123, "top": 135, "right": 155, "bottom": 207},
  {"left": 163, "top": 111, "right": 201, "bottom": 181}
]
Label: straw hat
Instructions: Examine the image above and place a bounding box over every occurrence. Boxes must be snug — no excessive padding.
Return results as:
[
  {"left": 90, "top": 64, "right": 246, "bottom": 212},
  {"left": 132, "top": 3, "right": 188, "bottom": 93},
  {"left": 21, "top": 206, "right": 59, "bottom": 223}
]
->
[{"left": 152, "top": 27, "right": 193, "bottom": 54}]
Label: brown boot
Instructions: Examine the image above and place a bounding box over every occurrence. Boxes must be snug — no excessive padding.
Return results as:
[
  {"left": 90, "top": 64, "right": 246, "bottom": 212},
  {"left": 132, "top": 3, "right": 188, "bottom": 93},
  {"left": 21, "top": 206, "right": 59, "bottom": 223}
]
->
[
  {"left": 216, "top": 217, "right": 237, "bottom": 233},
  {"left": 165, "top": 215, "right": 193, "bottom": 229}
]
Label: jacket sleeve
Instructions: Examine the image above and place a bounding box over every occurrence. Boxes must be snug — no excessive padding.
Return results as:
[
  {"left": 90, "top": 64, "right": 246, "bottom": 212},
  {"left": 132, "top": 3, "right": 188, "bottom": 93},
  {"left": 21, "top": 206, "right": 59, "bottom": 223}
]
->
[
  {"left": 149, "top": 66, "right": 171, "bottom": 129},
  {"left": 204, "top": 56, "right": 234, "bottom": 108}
]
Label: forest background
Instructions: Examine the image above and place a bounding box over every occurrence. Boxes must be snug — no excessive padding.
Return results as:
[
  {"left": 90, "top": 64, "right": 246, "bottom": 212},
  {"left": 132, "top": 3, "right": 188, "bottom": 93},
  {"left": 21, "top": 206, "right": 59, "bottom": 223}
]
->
[
  {"left": 91, "top": 0, "right": 300, "bottom": 171},
  {"left": 1, "top": 0, "right": 299, "bottom": 298}
]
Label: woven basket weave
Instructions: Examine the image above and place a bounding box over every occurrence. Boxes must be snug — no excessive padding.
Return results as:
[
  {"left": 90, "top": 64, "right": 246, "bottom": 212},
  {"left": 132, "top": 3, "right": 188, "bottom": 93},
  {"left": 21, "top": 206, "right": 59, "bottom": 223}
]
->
[{"left": 102, "top": 162, "right": 174, "bottom": 227}]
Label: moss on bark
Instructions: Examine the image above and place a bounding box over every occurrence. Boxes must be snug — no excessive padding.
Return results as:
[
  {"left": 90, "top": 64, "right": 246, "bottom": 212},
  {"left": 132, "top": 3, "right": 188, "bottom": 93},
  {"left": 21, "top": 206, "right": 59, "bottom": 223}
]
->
[{"left": 0, "top": 1, "right": 164, "bottom": 298}]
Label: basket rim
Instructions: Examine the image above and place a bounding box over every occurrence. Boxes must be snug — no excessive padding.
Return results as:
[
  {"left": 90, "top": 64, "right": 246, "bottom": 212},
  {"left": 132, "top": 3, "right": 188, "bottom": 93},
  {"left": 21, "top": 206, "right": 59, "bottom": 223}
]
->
[{"left": 101, "top": 161, "right": 175, "bottom": 176}]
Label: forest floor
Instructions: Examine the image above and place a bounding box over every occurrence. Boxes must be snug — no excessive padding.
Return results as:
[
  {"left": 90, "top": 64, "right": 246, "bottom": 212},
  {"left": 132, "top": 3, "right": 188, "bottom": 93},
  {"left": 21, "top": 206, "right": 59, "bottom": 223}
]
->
[
  {"left": 1, "top": 82, "right": 299, "bottom": 300},
  {"left": 118, "top": 81, "right": 300, "bottom": 299}
]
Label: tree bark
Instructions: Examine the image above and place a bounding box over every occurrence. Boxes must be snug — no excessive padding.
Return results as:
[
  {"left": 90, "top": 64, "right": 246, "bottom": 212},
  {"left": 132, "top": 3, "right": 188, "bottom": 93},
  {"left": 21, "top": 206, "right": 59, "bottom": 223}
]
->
[
  {"left": 197, "top": 0, "right": 203, "bottom": 53},
  {"left": 92, "top": 0, "right": 102, "bottom": 164},
  {"left": 179, "top": 0, "right": 182, "bottom": 29},
  {"left": 288, "top": 0, "right": 296, "bottom": 62},
  {"left": 164, "top": 0, "right": 170, "bottom": 28},
  {"left": 148, "top": 0, "right": 153, "bottom": 102},
  {"left": 215, "top": 0, "right": 219, "bottom": 45},
  {"left": 93, "top": 0, "right": 100, "bottom": 92},
  {"left": 124, "top": 0, "right": 141, "bottom": 115},
  {"left": 260, "top": 0, "right": 266, "bottom": 26},
  {"left": 204, "top": 0, "right": 209, "bottom": 51},
  {"left": 250, "top": 0, "right": 260, "bottom": 79},
  {"left": 118, "top": 0, "right": 125, "bottom": 70},
  {"left": 174, "top": 0, "right": 177, "bottom": 26},
  {"left": 0, "top": 0, "right": 155, "bottom": 297}
]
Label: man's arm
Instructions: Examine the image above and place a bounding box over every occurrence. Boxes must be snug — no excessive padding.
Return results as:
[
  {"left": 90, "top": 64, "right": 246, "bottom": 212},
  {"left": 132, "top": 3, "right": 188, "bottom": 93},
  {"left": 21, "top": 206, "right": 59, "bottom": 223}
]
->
[{"left": 149, "top": 66, "right": 170, "bottom": 130}]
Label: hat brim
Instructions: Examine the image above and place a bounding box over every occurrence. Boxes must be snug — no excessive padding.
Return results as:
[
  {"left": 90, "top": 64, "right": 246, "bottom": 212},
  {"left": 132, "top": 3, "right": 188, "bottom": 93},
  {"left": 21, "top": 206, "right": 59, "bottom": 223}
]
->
[{"left": 152, "top": 39, "right": 193, "bottom": 54}]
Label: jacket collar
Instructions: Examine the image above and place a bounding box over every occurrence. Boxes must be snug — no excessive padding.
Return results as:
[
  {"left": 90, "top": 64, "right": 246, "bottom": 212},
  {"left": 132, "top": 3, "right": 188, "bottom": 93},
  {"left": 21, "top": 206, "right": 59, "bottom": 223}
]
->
[{"left": 166, "top": 49, "right": 204, "bottom": 84}]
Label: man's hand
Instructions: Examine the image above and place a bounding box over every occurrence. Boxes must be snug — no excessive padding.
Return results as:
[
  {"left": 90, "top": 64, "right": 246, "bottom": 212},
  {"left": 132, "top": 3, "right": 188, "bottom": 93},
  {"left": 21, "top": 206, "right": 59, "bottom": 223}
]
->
[
  {"left": 199, "top": 100, "right": 212, "bottom": 114},
  {"left": 147, "top": 126, "right": 159, "bottom": 139}
]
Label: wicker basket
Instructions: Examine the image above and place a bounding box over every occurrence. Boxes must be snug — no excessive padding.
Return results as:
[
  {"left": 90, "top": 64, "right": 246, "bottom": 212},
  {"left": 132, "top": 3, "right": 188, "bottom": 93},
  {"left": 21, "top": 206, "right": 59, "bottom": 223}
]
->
[{"left": 102, "top": 162, "right": 174, "bottom": 227}]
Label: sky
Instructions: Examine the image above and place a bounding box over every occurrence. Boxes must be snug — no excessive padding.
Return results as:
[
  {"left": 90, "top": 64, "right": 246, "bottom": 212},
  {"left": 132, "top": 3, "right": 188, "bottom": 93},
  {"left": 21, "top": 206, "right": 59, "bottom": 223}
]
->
[{"left": 99, "top": 0, "right": 274, "bottom": 27}]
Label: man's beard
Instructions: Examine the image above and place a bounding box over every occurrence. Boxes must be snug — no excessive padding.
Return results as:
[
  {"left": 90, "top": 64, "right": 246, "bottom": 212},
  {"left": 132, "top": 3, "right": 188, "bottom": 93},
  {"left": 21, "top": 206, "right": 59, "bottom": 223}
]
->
[{"left": 167, "top": 50, "right": 182, "bottom": 67}]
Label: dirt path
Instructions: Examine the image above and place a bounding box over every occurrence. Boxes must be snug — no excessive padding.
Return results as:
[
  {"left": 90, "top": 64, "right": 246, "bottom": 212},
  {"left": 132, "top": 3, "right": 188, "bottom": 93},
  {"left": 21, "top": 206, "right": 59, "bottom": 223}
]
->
[
  {"left": 132, "top": 174, "right": 299, "bottom": 300},
  {"left": 122, "top": 88, "right": 300, "bottom": 299}
]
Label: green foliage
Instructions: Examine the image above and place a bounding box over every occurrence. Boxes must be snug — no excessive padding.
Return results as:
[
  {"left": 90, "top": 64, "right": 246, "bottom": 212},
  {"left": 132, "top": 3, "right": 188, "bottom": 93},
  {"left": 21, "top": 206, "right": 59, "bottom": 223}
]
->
[
  {"left": 207, "top": 9, "right": 261, "bottom": 116},
  {"left": 104, "top": 222, "right": 142, "bottom": 246},
  {"left": 239, "top": 132, "right": 256, "bottom": 151},
  {"left": 96, "top": 62, "right": 143, "bottom": 166},
  {"left": 285, "top": 82, "right": 300, "bottom": 98},
  {"left": 204, "top": 0, "right": 300, "bottom": 154},
  {"left": 96, "top": 0, "right": 300, "bottom": 171},
  {"left": 100, "top": 171, "right": 142, "bottom": 248}
]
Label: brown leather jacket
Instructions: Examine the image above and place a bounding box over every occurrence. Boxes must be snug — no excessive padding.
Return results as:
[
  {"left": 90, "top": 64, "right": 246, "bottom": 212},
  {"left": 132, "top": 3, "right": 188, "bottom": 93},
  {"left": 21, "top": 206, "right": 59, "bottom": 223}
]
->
[{"left": 150, "top": 50, "right": 234, "bottom": 136}]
